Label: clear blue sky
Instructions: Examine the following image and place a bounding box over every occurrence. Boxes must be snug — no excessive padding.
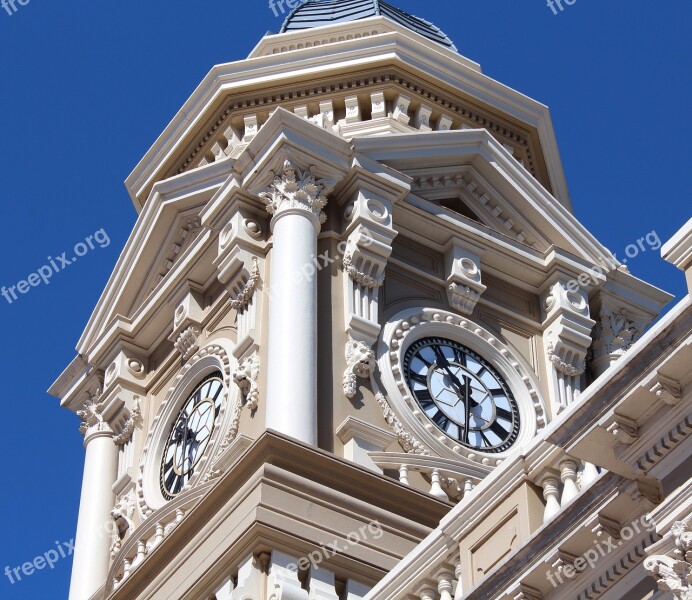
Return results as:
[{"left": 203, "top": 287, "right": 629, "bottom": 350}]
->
[{"left": 0, "top": 0, "right": 689, "bottom": 597}]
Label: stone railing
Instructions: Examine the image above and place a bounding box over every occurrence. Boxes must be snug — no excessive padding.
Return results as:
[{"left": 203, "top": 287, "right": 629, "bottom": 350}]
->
[
  {"left": 369, "top": 451, "right": 492, "bottom": 503},
  {"left": 107, "top": 482, "right": 214, "bottom": 593}
]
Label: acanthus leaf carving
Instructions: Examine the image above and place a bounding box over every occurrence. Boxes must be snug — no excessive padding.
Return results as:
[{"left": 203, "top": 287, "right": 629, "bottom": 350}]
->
[
  {"left": 113, "top": 397, "right": 142, "bottom": 446},
  {"left": 343, "top": 339, "right": 376, "bottom": 399},
  {"left": 645, "top": 522, "right": 692, "bottom": 600},
  {"left": 77, "top": 389, "right": 110, "bottom": 437},
  {"left": 230, "top": 257, "right": 260, "bottom": 311},
  {"left": 342, "top": 250, "right": 385, "bottom": 288},
  {"left": 259, "top": 160, "right": 336, "bottom": 225},
  {"left": 592, "top": 308, "right": 646, "bottom": 360},
  {"left": 546, "top": 343, "right": 586, "bottom": 376}
]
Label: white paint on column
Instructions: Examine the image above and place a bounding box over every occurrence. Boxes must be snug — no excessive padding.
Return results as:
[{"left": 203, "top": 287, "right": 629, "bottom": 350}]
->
[
  {"left": 68, "top": 430, "right": 119, "bottom": 600},
  {"left": 265, "top": 207, "right": 319, "bottom": 445}
]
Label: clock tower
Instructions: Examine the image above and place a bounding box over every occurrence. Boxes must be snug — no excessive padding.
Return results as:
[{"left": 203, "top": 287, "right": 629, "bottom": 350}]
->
[{"left": 51, "top": 2, "right": 690, "bottom": 600}]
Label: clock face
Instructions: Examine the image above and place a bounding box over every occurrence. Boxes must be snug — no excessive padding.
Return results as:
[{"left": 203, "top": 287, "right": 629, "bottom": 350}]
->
[
  {"left": 160, "top": 372, "right": 224, "bottom": 500},
  {"left": 403, "top": 337, "right": 520, "bottom": 453}
]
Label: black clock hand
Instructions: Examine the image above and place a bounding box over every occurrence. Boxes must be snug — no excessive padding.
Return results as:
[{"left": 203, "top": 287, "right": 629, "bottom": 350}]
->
[
  {"left": 435, "top": 352, "right": 479, "bottom": 408},
  {"left": 463, "top": 374, "right": 472, "bottom": 443}
]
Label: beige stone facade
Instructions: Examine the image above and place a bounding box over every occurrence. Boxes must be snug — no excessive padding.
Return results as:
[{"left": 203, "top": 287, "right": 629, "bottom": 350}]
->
[{"left": 50, "top": 4, "right": 690, "bottom": 600}]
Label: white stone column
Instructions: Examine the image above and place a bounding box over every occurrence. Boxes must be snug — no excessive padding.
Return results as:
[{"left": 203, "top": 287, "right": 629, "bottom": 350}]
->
[
  {"left": 69, "top": 427, "right": 119, "bottom": 600},
  {"left": 260, "top": 160, "right": 336, "bottom": 445}
]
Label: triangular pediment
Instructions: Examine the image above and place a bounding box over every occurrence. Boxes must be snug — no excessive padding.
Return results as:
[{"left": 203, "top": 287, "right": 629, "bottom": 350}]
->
[{"left": 354, "top": 129, "right": 617, "bottom": 268}]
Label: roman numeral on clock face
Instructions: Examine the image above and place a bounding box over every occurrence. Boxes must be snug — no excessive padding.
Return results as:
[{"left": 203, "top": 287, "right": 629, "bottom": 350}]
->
[{"left": 403, "top": 337, "right": 520, "bottom": 454}]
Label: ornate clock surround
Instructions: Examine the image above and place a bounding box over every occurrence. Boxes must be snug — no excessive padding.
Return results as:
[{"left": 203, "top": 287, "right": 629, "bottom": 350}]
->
[
  {"left": 136, "top": 342, "right": 237, "bottom": 516},
  {"left": 378, "top": 307, "right": 548, "bottom": 465}
]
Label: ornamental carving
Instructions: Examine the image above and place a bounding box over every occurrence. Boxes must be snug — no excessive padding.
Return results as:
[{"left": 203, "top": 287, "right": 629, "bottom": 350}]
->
[
  {"left": 592, "top": 308, "right": 646, "bottom": 360},
  {"left": 110, "top": 489, "right": 136, "bottom": 558},
  {"left": 259, "top": 160, "right": 336, "bottom": 225},
  {"left": 645, "top": 521, "right": 692, "bottom": 600},
  {"left": 233, "top": 351, "right": 260, "bottom": 411},
  {"left": 342, "top": 251, "right": 385, "bottom": 288},
  {"left": 174, "top": 325, "right": 201, "bottom": 361},
  {"left": 113, "top": 397, "right": 142, "bottom": 446},
  {"left": 343, "top": 339, "right": 376, "bottom": 398},
  {"left": 230, "top": 258, "right": 260, "bottom": 311},
  {"left": 77, "top": 393, "right": 110, "bottom": 436},
  {"left": 546, "top": 343, "right": 586, "bottom": 376}
]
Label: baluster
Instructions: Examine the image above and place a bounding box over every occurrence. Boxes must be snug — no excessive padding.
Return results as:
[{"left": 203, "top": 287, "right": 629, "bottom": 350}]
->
[
  {"left": 581, "top": 462, "right": 600, "bottom": 487},
  {"left": 454, "top": 562, "right": 463, "bottom": 600},
  {"left": 463, "top": 479, "right": 474, "bottom": 496},
  {"left": 429, "top": 469, "right": 449, "bottom": 500},
  {"left": 540, "top": 473, "right": 561, "bottom": 522},
  {"left": 418, "top": 586, "right": 437, "bottom": 600},
  {"left": 399, "top": 464, "right": 410, "bottom": 486},
  {"left": 437, "top": 571, "right": 454, "bottom": 600},
  {"left": 560, "top": 459, "right": 579, "bottom": 504}
]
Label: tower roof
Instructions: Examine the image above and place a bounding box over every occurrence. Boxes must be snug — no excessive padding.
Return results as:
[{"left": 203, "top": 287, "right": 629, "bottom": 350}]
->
[{"left": 280, "top": 0, "right": 458, "bottom": 52}]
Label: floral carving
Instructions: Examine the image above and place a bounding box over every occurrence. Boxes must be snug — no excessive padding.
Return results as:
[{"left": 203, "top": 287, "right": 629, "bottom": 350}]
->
[
  {"left": 546, "top": 343, "right": 586, "bottom": 376},
  {"left": 77, "top": 393, "right": 109, "bottom": 436},
  {"left": 370, "top": 373, "right": 430, "bottom": 455},
  {"left": 110, "top": 490, "right": 136, "bottom": 558},
  {"left": 343, "top": 339, "right": 376, "bottom": 398},
  {"left": 592, "top": 308, "right": 646, "bottom": 359},
  {"left": 259, "top": 160, "right": 336, "bottom": 225},
  {"left": 645, "top": 521, "right": 692, "bottom": 599},
  {"left": 342, "top": 251, "right": 385, "bottom": 288},
  {"left": 233, "top": 351, "right": 260, "bottom": 411},
  {"left": 230, "top": 258, "right": 260, "bottom": 311},
  {"left": 113, "top": 397, "right": 142, "bottom": 446}
]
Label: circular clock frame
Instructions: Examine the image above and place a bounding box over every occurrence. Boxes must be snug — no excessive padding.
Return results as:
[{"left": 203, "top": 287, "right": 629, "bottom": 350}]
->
[
  {"left": 377, "top": 307, "right": 547, "bottom": 465},
  {"left": 137, "top": 343, "right": 238, "bottom": 515}
]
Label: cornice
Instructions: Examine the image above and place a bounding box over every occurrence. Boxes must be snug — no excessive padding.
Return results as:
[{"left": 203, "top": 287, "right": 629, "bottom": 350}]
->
[{"left": 125, "top": 21, "right": 567, "bottom": 212}]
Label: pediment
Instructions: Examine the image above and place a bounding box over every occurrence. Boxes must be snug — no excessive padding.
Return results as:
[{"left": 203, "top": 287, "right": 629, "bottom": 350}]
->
[{"left": 354, "top": 129, "right": 618, "bottom": 268}]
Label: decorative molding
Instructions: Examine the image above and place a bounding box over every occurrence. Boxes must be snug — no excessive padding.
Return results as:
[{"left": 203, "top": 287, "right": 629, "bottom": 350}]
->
[
  {"left": 343, "top": 338, "right": 376, "bottom": 399},
  {"left": 645, "top": 521, "right": 692, "bottom": 600},
  {"left": 136, "top": 343, "right": 233, "bottom": 518},
  {"left": 233, "top": 351, "right": 260, "bottom": 410},
  {"left": 592, "top": 307, "right": 646, "bottom": 361},
  {"left": 370, "top": 373, "right": 430, "bottom": 456},
  {"left": 230, "top": 257, "right": 261, "bottom": 311},
  {"left": 651, "top": 375, "right": 683, "bottom": 406},
  {"left": 606, "top": 416, "right": 640, "bottom": 446},
  {"left": 445, "top": 241, "right": 486, "bottom": 316},
  {"left": 546, "top": 342, "right": 586, "bottom": 376},
  {"left": 77, "top": 393, "right": 111, "bottom": 437},
  {"left": 110, "top": 488, "right": 136, "bottom": 558},
  {"left": 259, "top": 160, "right": 336, "bottom": 226},
  {"left": 342, "top": 250, "right": 385, "bottom": 288},
  {"left": 174, "top": 325, "right": 201, "bottom": 361},
  {"left": 378, "top": 308, "right": 547, "bottom": 464},
  {"left": 514, "top": 583, "right": 542, "bottom": 600},
  {"left": 113, "top": 397, "right": 142, "bottom": 446}
]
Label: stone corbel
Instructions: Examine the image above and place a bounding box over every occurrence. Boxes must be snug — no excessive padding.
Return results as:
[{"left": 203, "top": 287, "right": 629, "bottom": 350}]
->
[
  {"left": 541, "top": 277, "right": 595, "bottom": 413},
  {"left": 103, "top": 347, "right": 148, "bottom": 394},
  {"left": 169, "top": 285, "right": 206, "bottom": 361},
  {"left": 606, "top": 415, "right": 640, "bottom": 447},
  {"left": 651, "top": 375, "right": 683, "bottom": 406},
  {"left": 339, "top": 162, "right": 407, "bottom": 347},
  {"left": 513, "top": 583, "right": 542, "bottom": 600},
  {"left": 112, "top": 396, "right": 142, "bottom": 446},
  {"left": 234, "top": 350, "right": 260, "bottom": 410},
  {"left": 444, "top": 238, "right": 486, "bottom": 316}
]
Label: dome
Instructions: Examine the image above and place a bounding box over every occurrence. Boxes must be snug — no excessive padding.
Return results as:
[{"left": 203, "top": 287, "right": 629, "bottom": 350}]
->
[{"left": 279, "top": 0, "right": 458, "bottom": 52}]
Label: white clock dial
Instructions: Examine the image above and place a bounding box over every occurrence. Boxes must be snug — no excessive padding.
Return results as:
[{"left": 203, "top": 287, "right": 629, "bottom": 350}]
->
[
  {"left": 160, "top": 372, "right": 224, "bottom": 500},
  {"left": 403, "top": 337, "right": 520, "bottom": 453}
]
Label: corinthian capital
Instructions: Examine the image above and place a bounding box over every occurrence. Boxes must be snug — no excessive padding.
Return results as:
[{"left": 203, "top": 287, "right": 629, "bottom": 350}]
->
[{"left": 259, "top": 160, "right": 336, "bottom": 226}]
